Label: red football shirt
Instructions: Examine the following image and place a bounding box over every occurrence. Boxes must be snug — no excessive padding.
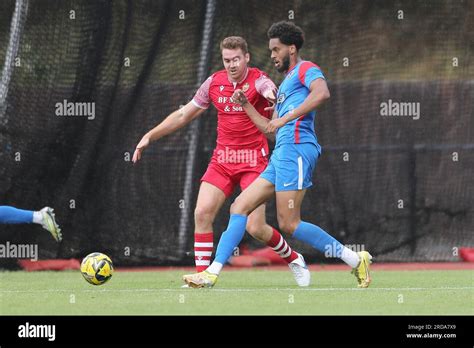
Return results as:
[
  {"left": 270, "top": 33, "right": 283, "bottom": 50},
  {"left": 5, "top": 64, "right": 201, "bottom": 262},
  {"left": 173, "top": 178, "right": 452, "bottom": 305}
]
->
[{"left": 192, "top": 67, "right": 276, "bottom": 157}]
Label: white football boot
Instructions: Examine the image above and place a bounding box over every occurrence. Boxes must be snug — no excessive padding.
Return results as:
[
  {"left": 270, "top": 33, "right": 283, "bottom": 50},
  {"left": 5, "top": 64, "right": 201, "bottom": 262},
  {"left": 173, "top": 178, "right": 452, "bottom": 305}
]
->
[
  {"left": 40, "top": 207, "right": 62, "bottom": 242},
  {"left": 289, "top": 252, "right": 311, "bottom": 287}
]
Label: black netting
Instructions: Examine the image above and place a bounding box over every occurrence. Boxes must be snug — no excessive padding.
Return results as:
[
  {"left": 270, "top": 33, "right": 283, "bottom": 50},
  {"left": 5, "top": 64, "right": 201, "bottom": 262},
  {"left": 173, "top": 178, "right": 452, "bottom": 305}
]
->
[
  {"left": 0, "top": 0, "right": 472, "bottom": 266},
  {"left": 0, "top": 2, "right": 14, "bottom": 68}
]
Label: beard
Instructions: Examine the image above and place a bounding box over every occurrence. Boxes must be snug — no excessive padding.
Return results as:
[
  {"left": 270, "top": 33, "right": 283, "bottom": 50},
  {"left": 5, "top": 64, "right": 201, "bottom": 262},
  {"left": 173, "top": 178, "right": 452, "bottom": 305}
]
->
[{"left": 277, "top": 53, "right": 291, "bottom": 73}]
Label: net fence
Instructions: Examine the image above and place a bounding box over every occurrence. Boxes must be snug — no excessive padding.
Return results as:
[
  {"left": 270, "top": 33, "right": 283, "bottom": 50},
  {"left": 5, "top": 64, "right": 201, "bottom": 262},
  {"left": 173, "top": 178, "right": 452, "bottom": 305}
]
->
[{"left": 0, "top": 0, "right": 472, "bottom": 266}]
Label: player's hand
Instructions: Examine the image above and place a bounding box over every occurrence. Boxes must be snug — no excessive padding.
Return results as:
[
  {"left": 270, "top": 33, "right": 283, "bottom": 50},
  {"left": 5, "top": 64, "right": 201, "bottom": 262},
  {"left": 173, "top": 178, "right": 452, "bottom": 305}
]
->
[
  {"left": 265, "top": 117, "right": 287, "bottom": 134},
  {"left": 132, "top": 136, "right": 150, "bottom": 163},
  {"left": 264, "top": 102, "right": 275, "bottom": 113},
  {"left": 232, "top": 89, "right": 248, "bottom": 106}
]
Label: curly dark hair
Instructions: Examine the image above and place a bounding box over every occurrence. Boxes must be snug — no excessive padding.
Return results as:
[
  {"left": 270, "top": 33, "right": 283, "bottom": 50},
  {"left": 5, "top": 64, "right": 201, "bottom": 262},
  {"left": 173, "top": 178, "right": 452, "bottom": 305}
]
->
[{"left": 267, "top": 21, "right": 305, "bottom": 51}]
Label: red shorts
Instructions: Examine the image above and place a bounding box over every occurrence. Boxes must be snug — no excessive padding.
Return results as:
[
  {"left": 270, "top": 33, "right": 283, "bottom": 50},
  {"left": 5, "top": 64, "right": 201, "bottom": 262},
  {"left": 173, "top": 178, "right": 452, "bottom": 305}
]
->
[{"left": 201, "top": 149, "right": 269, "bottom": 197}]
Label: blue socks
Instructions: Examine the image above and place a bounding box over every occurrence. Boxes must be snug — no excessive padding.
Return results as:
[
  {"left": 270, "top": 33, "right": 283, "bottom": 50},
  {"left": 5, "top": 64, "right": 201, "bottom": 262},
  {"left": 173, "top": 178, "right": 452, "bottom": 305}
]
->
[
  {"left": 211, "top": 216, "right": 352, "bottom": 273},
  {"left": 214, "top": 214, "right": 248, "bottom": 264},
  {"left": 0, "top": 206, "right": 34, "bottom": 224},
  {"left": 293, "top": 221, "right": 343, "bottom": 257}
]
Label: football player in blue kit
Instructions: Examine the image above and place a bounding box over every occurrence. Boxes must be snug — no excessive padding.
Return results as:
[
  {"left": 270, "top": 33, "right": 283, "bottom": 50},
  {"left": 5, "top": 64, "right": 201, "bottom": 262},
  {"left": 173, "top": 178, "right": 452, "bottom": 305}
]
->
[{"left": 183, "top": 21, "right": 372, "bottom": 288}]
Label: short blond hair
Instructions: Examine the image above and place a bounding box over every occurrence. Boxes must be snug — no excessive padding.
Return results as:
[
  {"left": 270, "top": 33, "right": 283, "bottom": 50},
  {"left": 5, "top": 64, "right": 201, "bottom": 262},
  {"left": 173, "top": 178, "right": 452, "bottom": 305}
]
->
[{"left": 220, "top": 36, "right": 248, "bottom": 54}]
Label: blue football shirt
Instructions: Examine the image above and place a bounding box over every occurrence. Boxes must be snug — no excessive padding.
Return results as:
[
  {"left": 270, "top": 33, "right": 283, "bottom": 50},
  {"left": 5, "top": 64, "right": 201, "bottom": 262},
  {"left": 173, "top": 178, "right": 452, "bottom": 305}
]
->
[{"left": 275, "top": 60, "right": 325, "bottom": 147}]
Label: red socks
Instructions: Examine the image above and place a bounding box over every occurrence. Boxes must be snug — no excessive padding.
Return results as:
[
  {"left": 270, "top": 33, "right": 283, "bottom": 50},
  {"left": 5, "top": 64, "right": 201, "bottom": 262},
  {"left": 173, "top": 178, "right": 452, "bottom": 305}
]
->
[
  {"left": 195, "top": 229, "right": 297, "bottom": 271},
  {"left": 194, "top": 232, "right": 213, "bottom": 272},
  {"left": 267, "top": 228, "right": 298, "bottom": 263}
]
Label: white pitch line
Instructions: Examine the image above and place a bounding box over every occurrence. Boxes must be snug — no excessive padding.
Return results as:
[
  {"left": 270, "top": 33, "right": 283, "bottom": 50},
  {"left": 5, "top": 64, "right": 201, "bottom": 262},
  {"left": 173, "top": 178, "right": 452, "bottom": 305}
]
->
[{"left": 0, "top": 286, "right": 473, "bottom": 293}]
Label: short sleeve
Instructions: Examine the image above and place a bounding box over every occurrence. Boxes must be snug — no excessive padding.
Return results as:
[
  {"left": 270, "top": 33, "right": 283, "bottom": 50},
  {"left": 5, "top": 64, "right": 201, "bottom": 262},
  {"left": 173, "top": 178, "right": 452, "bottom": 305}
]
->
[
  {"left": 255, "top": 74, "right": 277, "bottom": 100},
  {"left": 298, "top": 61, "right": 325, "bottom": 89},
  {"left": 192, "top": 76, "right": 212, "bottom": 109}
]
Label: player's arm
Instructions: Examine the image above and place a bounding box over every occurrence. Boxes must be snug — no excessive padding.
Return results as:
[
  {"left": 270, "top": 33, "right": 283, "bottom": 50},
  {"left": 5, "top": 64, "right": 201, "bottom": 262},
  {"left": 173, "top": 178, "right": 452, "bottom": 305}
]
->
[
  {"left": 246, "top": 102, "right": 276, "bottom": 141},
  {"left": 265, "top": 109, "right": 277, "bottom": 141},
  {"left": 254, "top": 74, "right": 277, "bottom": 140},
  {"left": 132, "top": 102, "right": 205, "bottom": 163},
  {"left": 232, "top": 89, "right": 273, "bottom": 138},
  {"left": 133, "top": 76, "right": 213, "bottom": 163},
  {"left": 282, "top": 78, "right": 330, "bottom": 123},
  {"left": 266, "top": 78, "right": 330, "bottom": 133}
]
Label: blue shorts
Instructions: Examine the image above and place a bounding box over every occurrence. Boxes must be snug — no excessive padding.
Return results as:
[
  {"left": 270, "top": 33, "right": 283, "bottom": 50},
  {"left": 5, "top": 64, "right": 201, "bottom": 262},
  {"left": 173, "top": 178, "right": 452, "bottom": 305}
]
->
[{"left": 260, "top": 143, "right": 321, "bottom": 191}]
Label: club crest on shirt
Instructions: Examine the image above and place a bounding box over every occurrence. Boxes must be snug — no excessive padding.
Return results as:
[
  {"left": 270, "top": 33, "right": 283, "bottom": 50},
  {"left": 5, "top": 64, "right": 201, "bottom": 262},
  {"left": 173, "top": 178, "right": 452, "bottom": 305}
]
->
[
  {"left": 287, "top": 70, "right": 296, "bottom": 79},
  {"left": 277, "top": 93, "right": 286, "bottom": 104},
  {"left": 219, "top": 85, "right": 224, "bottom": 92},
  {"left": 242, "top": 83, "right": 250, "bottom": 92}
]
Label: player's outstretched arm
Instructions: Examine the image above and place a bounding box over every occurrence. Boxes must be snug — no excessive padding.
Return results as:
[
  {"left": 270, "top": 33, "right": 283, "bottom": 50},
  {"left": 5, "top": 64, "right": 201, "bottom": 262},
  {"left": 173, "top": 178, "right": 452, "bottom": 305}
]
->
[
  {"left": 266, "top": 78, "right": 330, "bottom": 133},
  {"left": 132, "top": 102, "right": 205, "bottom": 163},
  {"left": 232, "top": 89, "right": 275, "bottom": 140}
]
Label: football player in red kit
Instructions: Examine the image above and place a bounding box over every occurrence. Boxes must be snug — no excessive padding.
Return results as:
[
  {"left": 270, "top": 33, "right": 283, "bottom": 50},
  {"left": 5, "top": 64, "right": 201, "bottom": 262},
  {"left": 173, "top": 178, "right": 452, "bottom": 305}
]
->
[{"left": 133, "top": 36, "right": 310, "bottom": 286}]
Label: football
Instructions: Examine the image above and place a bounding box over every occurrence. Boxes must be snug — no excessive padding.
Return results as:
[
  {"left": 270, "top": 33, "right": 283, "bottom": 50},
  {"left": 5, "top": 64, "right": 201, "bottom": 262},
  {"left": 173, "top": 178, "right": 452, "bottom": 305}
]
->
[{"left": 80, "top": 252, "right": 114, "bottom": 285}]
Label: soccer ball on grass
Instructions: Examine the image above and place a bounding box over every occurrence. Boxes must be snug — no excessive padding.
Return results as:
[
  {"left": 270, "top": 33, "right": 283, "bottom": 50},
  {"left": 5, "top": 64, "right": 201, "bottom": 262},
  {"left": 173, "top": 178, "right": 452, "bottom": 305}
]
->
[{"left": 80, "top": 252, "right": 114, "bottom": 285}]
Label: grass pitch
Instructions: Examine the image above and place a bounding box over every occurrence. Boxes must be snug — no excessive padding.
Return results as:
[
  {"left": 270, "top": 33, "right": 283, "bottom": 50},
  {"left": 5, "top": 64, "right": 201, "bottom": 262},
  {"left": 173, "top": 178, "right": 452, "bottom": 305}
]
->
[{"left": 0, "top": 269, "right": 472, "bottom": 315}]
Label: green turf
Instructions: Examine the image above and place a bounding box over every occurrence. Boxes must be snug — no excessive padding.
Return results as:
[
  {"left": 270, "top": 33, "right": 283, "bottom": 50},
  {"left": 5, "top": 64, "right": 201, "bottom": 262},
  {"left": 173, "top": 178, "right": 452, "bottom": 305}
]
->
[{"left": 0, "top": 269, "right": 472, "bottom": 315}]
